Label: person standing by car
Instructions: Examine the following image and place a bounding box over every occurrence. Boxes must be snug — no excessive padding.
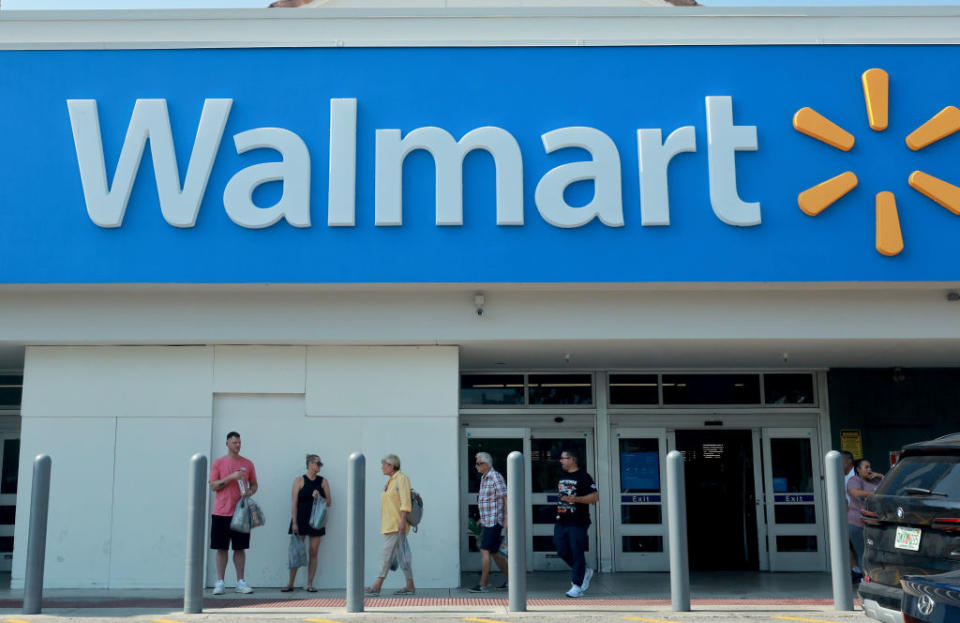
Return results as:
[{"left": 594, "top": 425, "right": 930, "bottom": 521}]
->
[
  {"left": 847, "top": 458, "right": 883, "bottom": 574},
  {"left": 554, "top": 449, "right": 598, "bottom": 599},
  {"left": 468, "top": 452, "right": 508, "bottom": 593},
  {"left": 283, "top": 454, "right": 331, "bottom": 593}
]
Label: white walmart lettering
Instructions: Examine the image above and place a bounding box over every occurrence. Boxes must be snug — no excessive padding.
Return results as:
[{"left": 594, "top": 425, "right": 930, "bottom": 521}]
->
[{"left": 66, "top": 96, "right": 760, "bottom": 229}]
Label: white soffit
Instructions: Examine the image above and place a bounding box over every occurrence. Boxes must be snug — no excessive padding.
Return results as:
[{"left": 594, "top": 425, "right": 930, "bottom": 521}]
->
[{"left": 4, "top": 7, "right": 960, "bottom": 49}]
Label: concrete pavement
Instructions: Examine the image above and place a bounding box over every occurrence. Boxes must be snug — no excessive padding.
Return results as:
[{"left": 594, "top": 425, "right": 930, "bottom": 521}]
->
[{"left": 0, "top": 571, "right": 869, "bottom": 621}]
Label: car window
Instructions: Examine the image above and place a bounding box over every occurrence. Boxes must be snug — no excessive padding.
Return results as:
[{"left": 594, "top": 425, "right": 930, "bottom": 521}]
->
[{"left": 877, "top": 455, "right": 960, "bottom": 498}]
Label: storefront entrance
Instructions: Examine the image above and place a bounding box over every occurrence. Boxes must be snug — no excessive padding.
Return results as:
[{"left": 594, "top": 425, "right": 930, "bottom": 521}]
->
[
  {"left": 675, "top": 429, "right": 759, "bottom": 571},
  {"left": 461, "top": 427, "right": 598, "bottom": 572}
]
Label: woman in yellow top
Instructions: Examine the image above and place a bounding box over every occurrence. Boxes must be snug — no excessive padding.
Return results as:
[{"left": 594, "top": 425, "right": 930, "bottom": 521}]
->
[{"left": 365, "top": 453, "right": 416, "bottom": 596}]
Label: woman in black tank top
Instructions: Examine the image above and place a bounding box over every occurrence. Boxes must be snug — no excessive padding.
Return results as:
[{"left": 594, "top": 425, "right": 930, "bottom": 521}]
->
[{"left": 282, "top": 454, "right": 332, "bottom": 592}]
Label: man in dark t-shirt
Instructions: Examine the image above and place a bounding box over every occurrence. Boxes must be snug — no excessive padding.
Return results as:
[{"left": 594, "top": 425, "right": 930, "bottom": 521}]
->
[{"left": 554, "top": 448, "right": 598, "bottom": 598}]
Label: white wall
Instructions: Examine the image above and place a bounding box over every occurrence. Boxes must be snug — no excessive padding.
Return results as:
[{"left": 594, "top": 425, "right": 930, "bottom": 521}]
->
[
  {"left": 13, "top": 346, "right": 214, "bottom": 588},
  {"left": 13, "top": 343, "right": 459, "bottom": 589}
]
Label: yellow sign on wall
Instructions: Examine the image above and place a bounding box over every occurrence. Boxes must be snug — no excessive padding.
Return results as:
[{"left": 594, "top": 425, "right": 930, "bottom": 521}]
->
[{"left": 841, "top": 429, "right": 864, "bottom": 459}]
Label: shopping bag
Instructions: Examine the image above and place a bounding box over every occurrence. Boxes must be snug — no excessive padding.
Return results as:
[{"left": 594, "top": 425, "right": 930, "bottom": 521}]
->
[
  {"left": 230, "top": 498, "right": 252, "bottom": 533},
  {"left": 390, "top": 534, "right": 412, "bottom": 571},
  {"left": 498, "top": 533, "right": 509, "bottom": 558},
  {"left": 288, "top": 535, "right": 307, "bottom": 568},
  {"left": 309, "top": 496, "right": 328, "bottom": 530},
  {"left": 248, "top": 498, "right": 266, "bottom": 528}
]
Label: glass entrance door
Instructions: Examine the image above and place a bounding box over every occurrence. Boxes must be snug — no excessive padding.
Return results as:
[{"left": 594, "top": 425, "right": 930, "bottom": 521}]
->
[
  {"left": 0, "top": 433, "right": 18, "bottom": 572},
  {"left": 461, "top": 428, "right": 529, "bottom": 572},
  {"left": 761, "top": 428, "right": 827, "bottom": 571},
  {"left": 530, "top": 432, "right": 596, "bottom": 571},
  {"left": 613, "top": 428, "right": 668, "bottom": 571}
]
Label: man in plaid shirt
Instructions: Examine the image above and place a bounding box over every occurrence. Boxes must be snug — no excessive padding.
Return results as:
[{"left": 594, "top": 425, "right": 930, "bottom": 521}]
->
[{"left": 468, "top": 452, "right": 509, "bottom": 592}]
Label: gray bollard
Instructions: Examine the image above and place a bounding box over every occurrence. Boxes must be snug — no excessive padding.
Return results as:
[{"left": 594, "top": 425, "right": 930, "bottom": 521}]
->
[
  {"left": 346, "top": 452, "right": 365, "bottom": 613},
  {"left": 825, "top": 450, "right": 854, "bottom": 611},
  {"left": 666, "top": 450, "right": 690, "bottom": 612},
  {"left": 507, "top": 451, "right": 527, "bottom": 612},
  {"left": 23, "top": 454, "right": 51, "bottom": 615},
  {"left": 184, "top": 453, "right": 208, "bottom": 614}
]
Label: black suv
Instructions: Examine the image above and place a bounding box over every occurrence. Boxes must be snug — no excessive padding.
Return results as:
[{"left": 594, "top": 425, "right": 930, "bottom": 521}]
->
[{"left": 858, "top": 433, "right": 960, "bottom": 623}]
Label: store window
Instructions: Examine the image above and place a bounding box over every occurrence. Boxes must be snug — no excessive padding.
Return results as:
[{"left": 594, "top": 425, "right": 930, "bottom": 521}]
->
[
  {"left": 460, "top": 374, "right": 524, "bottom": 406},
  {"left": 528, "top": 374, "right": 593, "bottom": 406},
  {"left": 609, "top": 374, "right": 659, "bottom": 405},
  {"left": 764, "top": 374, "right": 815, "bottom": 405},
  {"left": 662, "top": 374, "right": 761, "bottom": 405},
  {"left": 0, "top": 375, "right": 22, "bottom": 408}
]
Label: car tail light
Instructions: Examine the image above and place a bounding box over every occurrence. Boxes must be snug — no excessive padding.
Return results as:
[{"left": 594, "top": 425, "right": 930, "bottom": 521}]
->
[
  {"left": 904, "top": 614, "right": 922, "bottom": 623},
  {"left": 861, "top": 509, "right": 881, "bottom": 526},
  {"left": 932, "top": 518, "right": 960, "bottom": 532}
]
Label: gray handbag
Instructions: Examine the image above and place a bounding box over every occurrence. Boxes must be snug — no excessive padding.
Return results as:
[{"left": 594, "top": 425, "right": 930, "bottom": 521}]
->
[{"left": 308, "top": 496, "right": 328, "bottom": 530}]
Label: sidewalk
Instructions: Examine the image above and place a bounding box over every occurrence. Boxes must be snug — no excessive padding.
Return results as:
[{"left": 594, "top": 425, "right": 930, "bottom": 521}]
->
[{"left": 0, "top": 571, "right": 864, "bottom": 619}]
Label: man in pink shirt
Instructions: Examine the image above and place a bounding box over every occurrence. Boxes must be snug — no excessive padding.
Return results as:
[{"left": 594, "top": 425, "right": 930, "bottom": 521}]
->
[{"left": 209, "top": 431, "right": 258, "bottom": 595}]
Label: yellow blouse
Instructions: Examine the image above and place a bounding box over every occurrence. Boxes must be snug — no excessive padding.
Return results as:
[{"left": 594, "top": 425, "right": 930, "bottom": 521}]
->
[{"left": 380, "top": 470, "right": 413, "bottom": 534}]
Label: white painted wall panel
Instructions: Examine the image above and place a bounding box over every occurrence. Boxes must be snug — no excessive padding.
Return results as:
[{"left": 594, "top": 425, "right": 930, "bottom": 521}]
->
[
  {"left": 110, "top": 417, "right": 212, "bottom": 588},
  {"left": 213, "top": 346, "right": 306, "bottom": 394},
  {"left": 305, "top": 346, "right": 459, "bottom": 417},
  {"left": 12, "top": 417, "right": 116, "bottom": 588},
  {"left": 13, "top": 345, "right": 216, "bottom": 589},
  {"left": 22, "top": 346, "right": 213, "bottom": 418}
]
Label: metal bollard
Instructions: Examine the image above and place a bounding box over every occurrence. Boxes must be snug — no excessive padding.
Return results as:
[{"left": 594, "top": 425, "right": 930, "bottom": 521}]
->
[
  {"left": 507, "top": 451, "right": 527, "bottom": 612},
  {"left": 666, "top": 450, "right": 690, "bottom": 612},
  {"left": 184, "top": 454, "right": 208, "bottom": 614},
  {"left": 825, "top": 450, "right": 854, "bottom": 611},
  {"left": 23, "top": 454, "right": 51, "bottom": 615},
  {"left": 346, "top": 452, "right": 365, "bottom": 613}
]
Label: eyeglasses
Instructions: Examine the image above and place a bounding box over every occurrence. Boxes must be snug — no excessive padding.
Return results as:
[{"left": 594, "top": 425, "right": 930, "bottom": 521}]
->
[{"left": 475, "top": 462, "right": 487, "bottom": 466}]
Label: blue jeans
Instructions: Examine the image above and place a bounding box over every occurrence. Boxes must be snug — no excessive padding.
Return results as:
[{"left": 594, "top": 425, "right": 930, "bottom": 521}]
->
[
  {"left": 553, "top": 523, "right": 588, "bottom": 587},
  {"left": 849, "top": 524, "right": 865, "bottom": 571}
]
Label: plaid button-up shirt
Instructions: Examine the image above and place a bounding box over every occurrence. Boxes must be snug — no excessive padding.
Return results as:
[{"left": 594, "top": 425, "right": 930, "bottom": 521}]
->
[{"left": 478, "top": 468, "right": 507, "bottom": 528}]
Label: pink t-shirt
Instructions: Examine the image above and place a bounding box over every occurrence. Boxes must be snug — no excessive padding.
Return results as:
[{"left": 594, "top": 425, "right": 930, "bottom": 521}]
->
[{"left": 210, "top": 455, "right": 257, "bottom": 517}]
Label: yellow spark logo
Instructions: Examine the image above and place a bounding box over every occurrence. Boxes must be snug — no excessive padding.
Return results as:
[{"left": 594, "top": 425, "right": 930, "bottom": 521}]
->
[{"left": 793, "top": 68, "right": 960, "bottom": 256}]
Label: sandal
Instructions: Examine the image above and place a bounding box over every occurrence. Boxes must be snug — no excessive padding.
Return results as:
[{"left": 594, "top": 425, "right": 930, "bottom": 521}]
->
[
  {"left": 393, "top": 588, "right": 416, "bottom": 595},
  {"left": 364, "top": 587, "right": 381, "bottom": 597},
  {"left": 305, "top": 586, "right": 318, "bottom": 592},
  {"left": 280, "top": 586, "right": 295, "bottom": 593}
]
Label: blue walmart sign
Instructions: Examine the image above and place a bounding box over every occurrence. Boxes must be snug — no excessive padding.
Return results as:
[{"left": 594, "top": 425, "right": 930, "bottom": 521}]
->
[{"left": 1, "top": 46, "right": 959, "bottom": 283}]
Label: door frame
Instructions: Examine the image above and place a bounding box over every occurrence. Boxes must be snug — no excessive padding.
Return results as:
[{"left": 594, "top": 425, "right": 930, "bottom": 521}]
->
[
  {"left": 528, "top": 429, "right": 597, "bottom": 572},
  {"left": 461, "top": 427, "right": 531, "bottom": 572},
  {"left": 0, "top": 427, "right": 20, "bottom": 573},
  {"left": 760, "top": 427, "right": 828, "bottom": 571},
  {"left": 611, "top": 427, "right": 669, "bottom": 571}
]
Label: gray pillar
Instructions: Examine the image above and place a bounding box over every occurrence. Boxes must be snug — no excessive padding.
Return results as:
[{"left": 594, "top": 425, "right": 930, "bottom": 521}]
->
[
  {"left": 507, "top": 451, "right": 526, "bottom": 612},
  {"left": 346, "top": 452, "right": 365, "bottom": 613},
  {"left": 825, "top": 450, "right": 854, "bottom": 611},
  {"left": 23, "top": 454, "right": 51, "bottom": 615},
  {"left": 666, "top": 450, "right": 690, "bottom": 612},
  {"left": 184, "top": 453, "right": 208, "bottom": 614}
]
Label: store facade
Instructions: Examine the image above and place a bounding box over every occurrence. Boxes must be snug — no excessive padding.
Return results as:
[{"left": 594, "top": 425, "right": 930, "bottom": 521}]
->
[{"left": 1, "top": 5, "right": 960, "bottom": 590}]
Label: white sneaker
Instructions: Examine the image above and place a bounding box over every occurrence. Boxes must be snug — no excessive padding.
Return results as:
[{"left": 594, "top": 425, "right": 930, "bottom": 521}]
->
[
  {"left": 566, "top": 584, "right": 583, "bottom": 598},
  {"left": 235, "top": 579, "right": 253, "bottom": 594},
  {"left": 212, "top": 580, "right": 225, "bottom": 595},
  {"left": 581, "top": 568, "right": 594, "bottom": 592}
]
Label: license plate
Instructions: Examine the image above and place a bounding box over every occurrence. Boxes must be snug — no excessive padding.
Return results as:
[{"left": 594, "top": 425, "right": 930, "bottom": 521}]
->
[{"left": 895, "top": 526, "right": 922, "bottom": 551}]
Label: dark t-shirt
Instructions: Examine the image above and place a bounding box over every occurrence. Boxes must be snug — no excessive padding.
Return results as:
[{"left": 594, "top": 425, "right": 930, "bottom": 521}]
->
[{"left": 556, "top": 469, "right": 597, "bottom": 526}]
